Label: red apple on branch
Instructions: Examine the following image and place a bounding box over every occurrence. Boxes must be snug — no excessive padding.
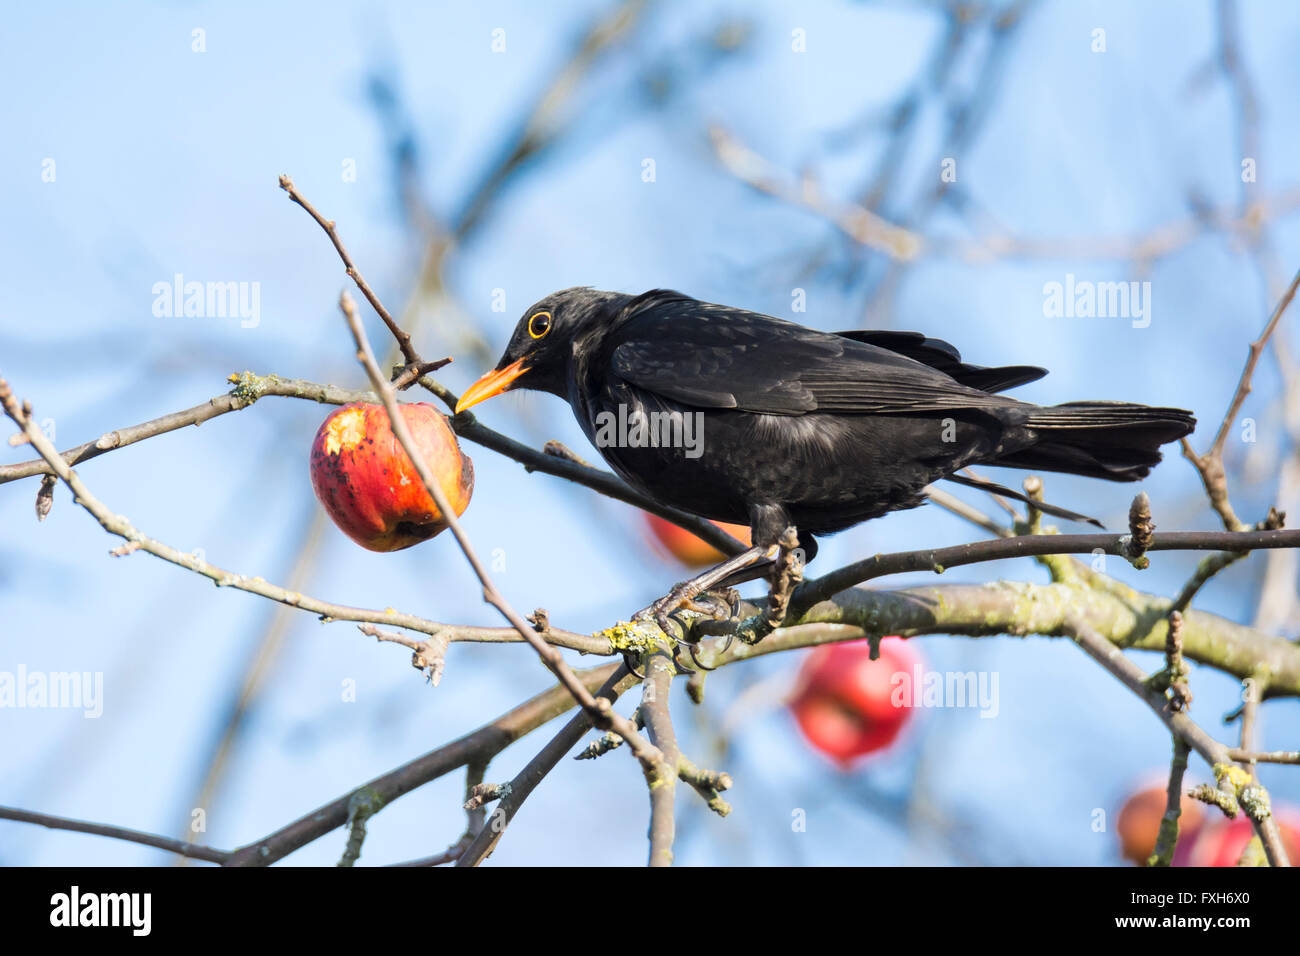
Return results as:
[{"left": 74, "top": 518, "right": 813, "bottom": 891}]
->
[
  {"left": 310, "top": 402, "right": 473, "bottom": 552},
  {"left": 1178, "top": 806, "right": 1300, "bottom": 867},
  {"left": 789, "top": 637, "right": 921, "bottom": 767}
]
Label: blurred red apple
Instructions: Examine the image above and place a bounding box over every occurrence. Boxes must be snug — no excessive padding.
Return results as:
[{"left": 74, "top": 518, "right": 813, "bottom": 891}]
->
[
  {"left": 789, "top": 637, "right": 921, "bottom": 767},
  {"left": 644, "top": 513, "right": 751, "bottom": 567},
  {"left": 310, "top": 402, "right": 473, "bottom": 552},
  {"left": 1179, "top": 806, "right": 1300, "bottom": 867},
  {"left": 1116, "top": 781, "right": 1204, "bottom": 865}
]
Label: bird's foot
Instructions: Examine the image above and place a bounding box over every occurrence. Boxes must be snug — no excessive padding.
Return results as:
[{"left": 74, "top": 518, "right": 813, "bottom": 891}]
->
[
  {"left": 630, "top": 543, "right": 769, "bottom": 674},
  {"left": 631, "top": 586, "right": 743, "bottom": 673},
  {"left": 634, "top": 582, "right": 736, "bottom": 645},
  {"left": 765, "top": 527, "right": 805, "bottom": 628},
  {"left": 734, "top": 527, "right": 804, "bottom": 646},
  {"left": 676, "top": 588, "right": 743, "bottom": 671},
  {"left": 633, "top": 544, "right": 767, "bottom": 636}
]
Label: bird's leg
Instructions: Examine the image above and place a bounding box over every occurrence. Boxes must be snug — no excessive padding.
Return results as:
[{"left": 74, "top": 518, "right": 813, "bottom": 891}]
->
[
  {"left": 634, "top": 544, "right": 775, "bottom": 639},
  {"left": 728, "top": 525, "right": 806, "bottom": 647},
  {"left": 764, "top": 526, "right": 805, "bottom": 630}
]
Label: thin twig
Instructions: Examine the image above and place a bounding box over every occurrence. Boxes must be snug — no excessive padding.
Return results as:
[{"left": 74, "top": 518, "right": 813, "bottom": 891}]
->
[
  {"left": 677, "top": 755, "right": 733, "bottom": 817},
  {"left": 1227, "top": 749, "right": 1300, "bottom": 765},
  {"left": 279, "top": 174, "right": 420, "bottom": 366},
  {"left": 1183, "top": 266, "right": 1300, "bottom": 531},
  {"left": 1238, "top": 675, "right": 1261, "bottom": 781},
  {"left": 227, "top": 661, "right": 620, "bottom": 866},
  {"left": 0, "top": 805, "right": 230, "bottom": 864},
  {"left": 709, "top": 124, "right": 922, "bottom": 261},
  {"left": 1063, "top": 616, "right": 1289, "bottom": 866},
  {"left": 0, "top": 372, "right": 746, "bottom": 557},
  {"left": 388, "top": 763, "right": 491, "bottom": 866},
  {"left": 457, "top": 665, "right": 639, "bottom": 866},
  {"left": 1148, "top": 737, "right": 1192, "bottom": 867}
]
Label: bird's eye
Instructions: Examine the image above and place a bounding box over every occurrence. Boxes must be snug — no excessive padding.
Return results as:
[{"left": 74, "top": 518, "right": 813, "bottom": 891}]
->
[{"left": 528, "top": 311, "right": 552, "bottom": 339}]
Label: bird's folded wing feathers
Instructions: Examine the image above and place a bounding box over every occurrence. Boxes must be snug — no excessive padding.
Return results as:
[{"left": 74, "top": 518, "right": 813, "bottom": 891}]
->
[
  {"left": 608, "top": 309, "right": 1034, "bottom": 417},
  {"left": 834, "top": 330, "right": 1047, "bottom": 393}
]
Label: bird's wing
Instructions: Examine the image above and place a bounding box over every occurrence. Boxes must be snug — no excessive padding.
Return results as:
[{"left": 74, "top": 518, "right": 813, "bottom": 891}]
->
[
  {"left": 607, "top": 297, "right": 1033, "bottom": 417},
  {"left": 835, "top": 330, "right": 1047, "bottom": 393}
]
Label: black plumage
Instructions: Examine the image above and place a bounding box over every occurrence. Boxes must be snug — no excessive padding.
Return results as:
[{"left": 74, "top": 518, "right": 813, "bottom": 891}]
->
[{"left": 458, "top": 288, "right": 1196, "bottom": 555}]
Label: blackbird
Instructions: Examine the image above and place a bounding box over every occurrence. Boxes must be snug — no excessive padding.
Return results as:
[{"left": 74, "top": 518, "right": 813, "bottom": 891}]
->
[{"left": 457, "top": 288, "right": 1195, "bottom": 639}]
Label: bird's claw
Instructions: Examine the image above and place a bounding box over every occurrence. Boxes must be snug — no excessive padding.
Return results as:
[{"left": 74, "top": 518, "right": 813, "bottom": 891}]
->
[
  {"left": 620, "top": 648, "right": 648, "bottom": 681},
  {"left": 684, "top": 632, "right": 735, "bottom": 671},
  {"left": 637, "top": 582, "right": 736, "bottom": 634},
  {"left": 630, "top": 584, "right": 743, "bottom": 675}
]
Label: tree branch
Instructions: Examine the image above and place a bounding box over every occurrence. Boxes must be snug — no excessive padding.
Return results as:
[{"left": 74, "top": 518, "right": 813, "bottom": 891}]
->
[
  {"left": 1182, "top": 265, "right": 1300, "bottom": 531},
  {"left": 692, "top": 580, "right": 1300, "bottom": 698},
  {"left": 793, "top": 527, "right": 1300, "bottom": 616},
  {"left": 227, "top": 661, "right": 620, "bottom": 865},
  {"left": 457, "top": 665, "right": 639, "bottom": 866},
  {"left": 0, "top": 371, "right": 745, "bottom": 556},
  {"left": 279, "top": 174, "right": 420, "bottom": 366},
  {"left": 1063, "top": 616, "right": 1290, "bottom": 866},
  {"left": 0, "top": 805, "right": 230, "bottom": 864},
  {"left": 641, "top": 646, "right": 681, "bottom": 867}
]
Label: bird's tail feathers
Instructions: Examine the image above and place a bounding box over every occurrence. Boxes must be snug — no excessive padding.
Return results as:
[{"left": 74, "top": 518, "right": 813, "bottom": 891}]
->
[{"left": 996, "top": 401, "right": 1196, "bottom": 482}]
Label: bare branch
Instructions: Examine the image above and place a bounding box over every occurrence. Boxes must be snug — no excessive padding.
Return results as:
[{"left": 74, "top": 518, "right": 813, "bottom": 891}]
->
[
  {"left": 0, "top": 371, "right": 745, "bottom": 557},
  {"left": 1183, "top": 265, "right": 1300, "bottom": 530},
  {"left": 794, "top": 526, "right": 1300, "bottom": 616},
  {"left": 695, "top": 581, "right": 1300, "bottom": 699},
  {"left": 641, "top": 647, "right": 681, "bottom": 867},
  {"left": 1148, "top": 737, "right": 1192, "bottom": 867},
  {"left": 1227, "top": 749, "right": 1300, "bottom": 765},
  {"left": 279, "top": 175, "right": 420, "bottom": 366},
  {"left": 228, "top": 661, "right": 620, "bottom": 866},
  {"left": 709, "top": 124, "right": 922, "bottom": 261},
  {"left": 457, "top": 665, "right": 639, "bottom": 866},
  {"left": 0, "top": 376, "right": 349, "bottom": 485},
  {"left": 0, "top": 805, "right": 230, "bottom": 864},
  {"left": 1063, "top": 616, "right": 1289, "bottom": 866}
]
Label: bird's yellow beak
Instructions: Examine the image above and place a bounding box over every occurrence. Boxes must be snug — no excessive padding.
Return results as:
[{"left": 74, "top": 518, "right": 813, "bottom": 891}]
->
[{"left": 455, "top": 358, "right": 529, "bottom": 414}]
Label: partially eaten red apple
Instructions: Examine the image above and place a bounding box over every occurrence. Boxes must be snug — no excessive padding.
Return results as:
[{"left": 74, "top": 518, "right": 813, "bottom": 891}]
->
[{"left": 310, "top": 402, "right": 473, "bottom": 552}]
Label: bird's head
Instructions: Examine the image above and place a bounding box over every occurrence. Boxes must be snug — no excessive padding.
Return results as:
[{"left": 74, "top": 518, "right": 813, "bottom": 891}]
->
[{"left": 455, "top": 287, "right": 626, "bottom": 412}]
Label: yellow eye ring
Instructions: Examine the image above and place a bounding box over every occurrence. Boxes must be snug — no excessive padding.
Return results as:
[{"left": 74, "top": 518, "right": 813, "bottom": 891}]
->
[{"left": 528, "top": 311, "right": 552, "bottom": 339}]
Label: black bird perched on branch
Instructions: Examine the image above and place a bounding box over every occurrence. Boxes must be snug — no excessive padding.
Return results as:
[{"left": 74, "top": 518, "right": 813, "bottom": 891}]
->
[{"left": 458, "top": 288, "right": 1196, "bottom": 641}]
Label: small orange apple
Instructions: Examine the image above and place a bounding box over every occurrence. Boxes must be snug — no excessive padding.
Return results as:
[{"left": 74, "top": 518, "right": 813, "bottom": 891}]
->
[
  {"left": 310, "top": 402, "right": 473, "bottom": 552},
  {"left": 1116, "top": 781, "right": 1204, "bottom": 865},
  {"left": 643, "top": 513, "right": 751, "bottom": 567}
]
